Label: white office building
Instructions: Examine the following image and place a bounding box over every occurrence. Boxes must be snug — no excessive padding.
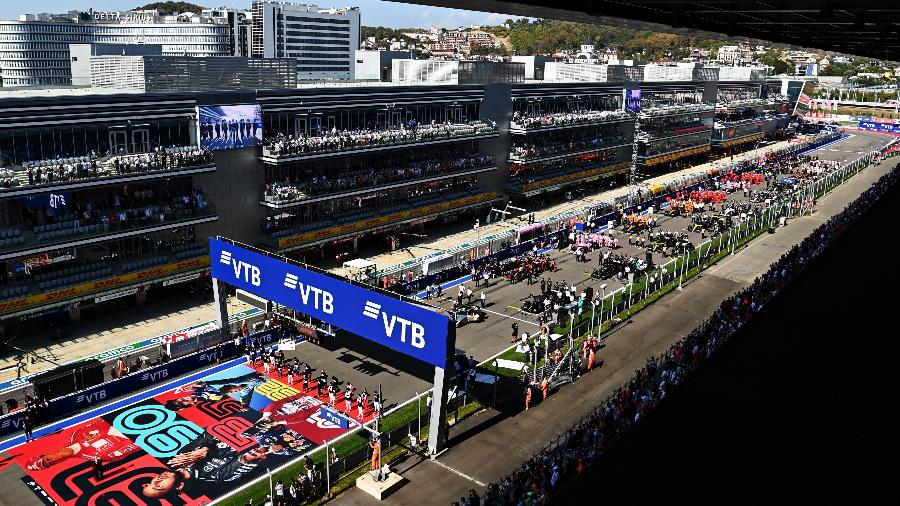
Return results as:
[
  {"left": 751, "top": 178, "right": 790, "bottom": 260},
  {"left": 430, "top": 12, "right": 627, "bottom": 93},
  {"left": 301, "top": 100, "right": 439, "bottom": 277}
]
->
[
  {"left": 201, "top": 7, "right": 254, "bottom": 57},
  {"left": 0, "top": 10, "right": 232, "bottom": 87},
  {"left": 251, "top": 2, "right": 360, "bottom": 81}
]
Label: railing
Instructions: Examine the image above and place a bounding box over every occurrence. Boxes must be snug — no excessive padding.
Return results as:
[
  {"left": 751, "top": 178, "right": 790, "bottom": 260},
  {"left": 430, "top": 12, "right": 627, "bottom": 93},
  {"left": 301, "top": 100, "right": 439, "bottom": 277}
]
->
[
  {"left": 262, "top": 157, "right": 495, "bottom": 206},
  {"left": 264, "top": 191, "right": 496, "bottom": 250},
  {"left": 0, "top": 310, "right": 265, "bottom": 419},
  {"left": 638, "top": 103, "right": 716, "bottom": 118},
  {"left": 379, "top": 131, "right": 845, "bottom": 290},
  {"left": 262, "top": 121, "right": 499, "bottom": 159},
  {"left": 489, "top": 141, "right": 897, "bottom": 505},
  {"left": 509, "top": 110, "right": 632, "bottom": 132},
  {"left": 0, "top": 200, "right": 217, "bottom": 254},
  {"left": 219, "top": 386, "right": 480, "bottom": 506},
  {"left": 509, "top": 138, "right": 630, "bottom": 163},
  {"left": 0, "top": 147, "right": 213, "bottom": 193}
]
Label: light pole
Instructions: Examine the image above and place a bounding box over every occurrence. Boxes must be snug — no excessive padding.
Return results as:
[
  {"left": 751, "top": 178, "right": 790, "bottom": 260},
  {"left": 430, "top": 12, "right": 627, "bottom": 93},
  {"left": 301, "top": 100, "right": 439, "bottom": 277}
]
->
[
  {"left": 492, "top": 359, "right": 498, "bottom": 407},
  {"left": 597, "top": 284, "right": 607, "bottom": 336},
  {"left": 325, "top": 439, "right": 331, "bottom": 497},
  {"left": 627, "top": 272, "right": 634, "bottom": 307},
  {"left": 417, "top": 391, "right": 422, "bottom": 439},
  {"left": 729, "top": 224, "right": 736, "bottom": 255},
  {"left": 608, "top": 288, "right": 617, "bottom": 324}
]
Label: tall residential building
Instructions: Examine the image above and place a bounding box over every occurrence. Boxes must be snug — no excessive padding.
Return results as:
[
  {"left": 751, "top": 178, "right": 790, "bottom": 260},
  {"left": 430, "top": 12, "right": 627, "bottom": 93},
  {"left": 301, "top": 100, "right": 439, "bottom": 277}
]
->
[
  {"left": 251, "top": 2, "right": 360, "bottom": 81},
  {"left": 0, "top": 10, "right": 232, "bottom": 87}
]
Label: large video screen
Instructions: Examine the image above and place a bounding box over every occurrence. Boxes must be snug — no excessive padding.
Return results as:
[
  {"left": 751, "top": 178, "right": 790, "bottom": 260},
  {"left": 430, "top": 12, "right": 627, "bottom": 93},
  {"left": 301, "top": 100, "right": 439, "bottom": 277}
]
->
[
  {"left": 198, "top": 104, "right": 263, "bottom": 150},
  {"left": 625, "top": 89, "right": 642, "bottom": 113}
]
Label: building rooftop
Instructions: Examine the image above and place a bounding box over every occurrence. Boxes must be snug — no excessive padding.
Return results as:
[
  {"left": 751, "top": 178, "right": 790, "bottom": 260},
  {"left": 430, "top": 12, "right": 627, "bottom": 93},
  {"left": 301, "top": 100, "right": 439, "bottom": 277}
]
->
[{"left": 0, "top": 86, "right": 143, "bottom": 99}]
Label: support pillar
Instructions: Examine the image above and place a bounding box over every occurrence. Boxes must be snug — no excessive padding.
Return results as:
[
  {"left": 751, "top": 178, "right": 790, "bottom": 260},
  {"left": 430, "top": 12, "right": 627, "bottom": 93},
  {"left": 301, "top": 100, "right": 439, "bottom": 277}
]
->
[
  {"left": 428, "top": 320, "right": 455, "bottom": 455},
  {"left": 427, "top": 365, "right": 450, "bottom": 455},
  {"left": 212, "top": 278, "right": 230, "bottom": 339}
]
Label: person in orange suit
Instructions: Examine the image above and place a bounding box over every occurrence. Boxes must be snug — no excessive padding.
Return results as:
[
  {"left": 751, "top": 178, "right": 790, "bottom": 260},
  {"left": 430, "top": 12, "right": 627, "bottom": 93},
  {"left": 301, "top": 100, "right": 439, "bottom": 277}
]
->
[{"left": 369, "top": 438, "right": 380, "bottom": 471}]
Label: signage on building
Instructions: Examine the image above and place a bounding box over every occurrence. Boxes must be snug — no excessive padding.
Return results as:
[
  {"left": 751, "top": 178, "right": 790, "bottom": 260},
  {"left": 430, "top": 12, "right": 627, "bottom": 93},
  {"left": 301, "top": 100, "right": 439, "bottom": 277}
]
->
[
  {"left": 162, "top": 273, "right": 203, "bottom": 287},
  {"left": 209, "top": 238, "right": 450, "bottom": 368},
  {"left": 94, "top": 287, "right": 139, "bottom": 304},
  {"left": 91, "top": 10, "right": 158, "bottom": 23}
]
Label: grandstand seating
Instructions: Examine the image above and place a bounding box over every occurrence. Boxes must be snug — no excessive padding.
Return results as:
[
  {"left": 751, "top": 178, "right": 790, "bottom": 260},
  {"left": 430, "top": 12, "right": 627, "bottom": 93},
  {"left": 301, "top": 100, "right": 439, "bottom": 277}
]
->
[{"left": 36, "top": 265, "right": 112, "bottom": 291}]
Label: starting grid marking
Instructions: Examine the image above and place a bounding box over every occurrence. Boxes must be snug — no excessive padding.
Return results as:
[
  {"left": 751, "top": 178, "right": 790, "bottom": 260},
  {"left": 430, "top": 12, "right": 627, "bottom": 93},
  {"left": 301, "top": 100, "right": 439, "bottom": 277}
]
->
[{"left": 483, "top": 308, "right": 540, "bottom": 327}]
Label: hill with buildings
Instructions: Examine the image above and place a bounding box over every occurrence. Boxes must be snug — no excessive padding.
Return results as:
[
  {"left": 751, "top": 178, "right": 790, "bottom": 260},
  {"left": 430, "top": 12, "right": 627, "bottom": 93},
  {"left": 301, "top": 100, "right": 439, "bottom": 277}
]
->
[{"left": 136, "top": 2, "right": 203, "bottom": 15}]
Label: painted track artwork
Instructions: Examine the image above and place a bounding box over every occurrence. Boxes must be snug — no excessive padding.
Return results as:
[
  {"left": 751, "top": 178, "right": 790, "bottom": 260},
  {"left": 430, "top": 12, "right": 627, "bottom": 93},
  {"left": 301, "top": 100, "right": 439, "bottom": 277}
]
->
[{"left": 8, "top": 360, "right": 376, "bottom": 506}]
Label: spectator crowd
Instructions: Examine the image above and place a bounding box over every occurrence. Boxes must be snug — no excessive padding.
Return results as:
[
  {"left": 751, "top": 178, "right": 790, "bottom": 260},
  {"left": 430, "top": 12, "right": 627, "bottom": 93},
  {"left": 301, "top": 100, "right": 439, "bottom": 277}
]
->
[
  {"left": 0, "top": 146, "right": 211, "bottom": 189},
  {"left": 263, "top": 153, "right": 493, "bottom": 204},
  {"left": 511, "top": 110, "right": 629, "bottom": 130},
  {"left": 476, "top": 164, "right": 899, "bottom": 506},
  {"left": 265, "top": 120, "right": 497, "bottom": 157}
]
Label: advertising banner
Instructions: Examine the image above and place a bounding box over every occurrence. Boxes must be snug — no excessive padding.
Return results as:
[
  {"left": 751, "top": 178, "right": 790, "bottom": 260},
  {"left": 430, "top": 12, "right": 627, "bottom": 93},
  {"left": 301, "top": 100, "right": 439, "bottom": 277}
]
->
[
  {"left": 278, "top": 193, "right": 496, "bottom": 249},
  {"left": 10, "top": 358, "right": 368, "bottom": 506},
  {"left": 20, "top": 192, "right": 72, "bottom": 216},
  {"left": 0, "top": 256, "right": 209, "bottom": 316},
  {"left": 858, "top": 121, "right": 900, "bottom": 134},
  {"left": 210, "top": 238, "right": 450, "bottom": 368}
]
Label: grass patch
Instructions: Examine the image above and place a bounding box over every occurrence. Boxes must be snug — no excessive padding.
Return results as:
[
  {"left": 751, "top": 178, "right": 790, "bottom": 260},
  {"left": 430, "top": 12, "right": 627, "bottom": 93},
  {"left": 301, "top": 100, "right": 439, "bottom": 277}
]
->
[
  {"left": 477, "top": 363, "right": 523, "bottom": 378},
  {"left": 223, "top": 393, "right": 487, "bottom": 506}
]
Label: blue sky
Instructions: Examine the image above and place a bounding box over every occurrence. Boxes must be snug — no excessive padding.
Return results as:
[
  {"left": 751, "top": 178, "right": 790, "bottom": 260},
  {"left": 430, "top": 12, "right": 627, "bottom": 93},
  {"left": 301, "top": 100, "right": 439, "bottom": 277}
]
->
[{"left": 0, "top": 1, "right": 527, "bottom": 28}]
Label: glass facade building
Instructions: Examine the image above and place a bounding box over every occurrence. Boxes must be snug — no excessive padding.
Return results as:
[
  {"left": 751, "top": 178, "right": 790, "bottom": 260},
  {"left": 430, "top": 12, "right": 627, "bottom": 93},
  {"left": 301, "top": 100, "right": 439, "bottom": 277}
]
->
[
  {"left": 0, "top": 12, "right": 231, "bottom": 87},
  {"left": 251, "top": 1, "right": 360, "bottom": 81}
]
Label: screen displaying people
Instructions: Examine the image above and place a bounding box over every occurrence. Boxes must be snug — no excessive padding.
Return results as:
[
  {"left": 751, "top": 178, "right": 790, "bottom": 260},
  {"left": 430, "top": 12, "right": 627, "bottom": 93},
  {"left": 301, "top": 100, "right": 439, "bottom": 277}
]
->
[{"left": 198, "top": 104, "right": 264, "bottom": 150}]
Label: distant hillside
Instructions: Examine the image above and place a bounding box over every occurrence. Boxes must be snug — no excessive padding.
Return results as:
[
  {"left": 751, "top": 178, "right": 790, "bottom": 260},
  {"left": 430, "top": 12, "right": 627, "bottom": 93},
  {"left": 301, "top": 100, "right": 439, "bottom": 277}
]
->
[
  {"left": 487, "top": 19, "right": 728, "bottom": 60},
  {"left": 135, "top": 2, "right": 204, "bottom": 15}
]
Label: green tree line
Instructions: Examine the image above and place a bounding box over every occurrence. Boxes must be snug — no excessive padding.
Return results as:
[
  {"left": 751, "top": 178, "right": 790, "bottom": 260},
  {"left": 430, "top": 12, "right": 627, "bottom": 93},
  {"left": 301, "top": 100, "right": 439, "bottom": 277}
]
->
[{"left": 487, "top": 19, "right": 728, "bottom": 60}]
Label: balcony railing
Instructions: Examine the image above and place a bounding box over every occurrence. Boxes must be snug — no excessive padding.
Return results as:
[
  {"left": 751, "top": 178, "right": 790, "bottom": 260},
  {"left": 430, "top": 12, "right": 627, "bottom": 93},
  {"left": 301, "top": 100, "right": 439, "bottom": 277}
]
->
[
  {"left": 508, "top": 160, "right": 630, "bottom": 194},
  {"left": 0, "top": 198, "right": 217, "bottom": 258},
  {"left": 261, "top": 155, "right": 495, "bottom": 207},
  {"left": 261, "top": 121, "right": 498, "bottom": 161},
  {"left": 264, "top": 191, "right": 497, "bottom": 250},
  {"left": 0, "top": 247, "right": 210, "bottom": 316},
  {"left": 508, "top": 137, "right": 630, "bottom": 163},
  {"left": 509, "top": 110, "right": 632, "bottom": 133},
  {"left": 638, "top": 103, "right": 715, "bottom": 119},
  {"left": 0, "top": 147, "right": 214, "bottom": 196},
  {"left": 639, "top": 145, "right": 712, "bottom": 167}
]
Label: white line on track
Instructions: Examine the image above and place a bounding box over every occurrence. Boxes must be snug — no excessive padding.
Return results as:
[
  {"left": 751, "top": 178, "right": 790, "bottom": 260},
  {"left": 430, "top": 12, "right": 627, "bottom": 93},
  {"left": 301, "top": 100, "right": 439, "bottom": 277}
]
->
[
  {"left": 482, "top": 308, "right": 540, "bottom": 326},
  {"left": 429, "top": 458, "right": 486, "bottom": 487}
]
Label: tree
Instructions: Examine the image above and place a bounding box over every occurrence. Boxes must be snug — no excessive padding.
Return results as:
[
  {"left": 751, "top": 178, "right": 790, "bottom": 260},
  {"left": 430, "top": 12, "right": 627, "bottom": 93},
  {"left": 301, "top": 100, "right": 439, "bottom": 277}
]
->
[
  {"left": 135, "top": 2, "right": 203, "bottom": 14},
  {"left": 758, "top": 49, "right": 790, "bottom": 75}
]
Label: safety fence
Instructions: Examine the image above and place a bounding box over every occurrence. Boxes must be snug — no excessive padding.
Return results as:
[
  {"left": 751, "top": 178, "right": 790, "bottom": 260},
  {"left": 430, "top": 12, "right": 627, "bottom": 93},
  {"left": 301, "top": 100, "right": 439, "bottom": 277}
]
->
[
  {"left": 513, "top": 139, "right": 889, "bottom": 386},
  {"left": 379, "top": 131, "right": 846, "bottom": 295},
  {"left": 0, "top": 311, "right": 267, "bottom": 433},
  {"left": 214, "top": 387, "right": 481, "bottom": 505},
  {"left": 489, "top": 150, "right": 900, "bottom": 506}
]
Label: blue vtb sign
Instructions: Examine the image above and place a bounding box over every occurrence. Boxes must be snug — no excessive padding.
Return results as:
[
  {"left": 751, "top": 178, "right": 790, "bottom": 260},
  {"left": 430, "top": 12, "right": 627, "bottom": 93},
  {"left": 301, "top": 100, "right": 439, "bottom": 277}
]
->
[
  {"left": 320, "top": 405, "right": 351, "bottom": 430},
  {"left": 858, "top": 121, "right": 900, "bottom": 134},
  {"left": 209, "top": 238, "right": 450, "bottom": 368}
]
